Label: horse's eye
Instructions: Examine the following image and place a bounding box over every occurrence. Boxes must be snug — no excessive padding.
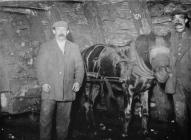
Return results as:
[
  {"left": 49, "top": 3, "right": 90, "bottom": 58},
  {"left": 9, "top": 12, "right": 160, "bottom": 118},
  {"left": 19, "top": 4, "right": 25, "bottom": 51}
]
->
[
  {"left": 166, "top": 66, "right": 171, "bottom": 73},
  {"left": 159, "top": 67, "right": 163, "bottom": 71},
  {"left": 125, "top": 50, "right": 129, "bottom": 56},
  {"left": 154, "top": 67, "right": 160, "bottom": 72}
]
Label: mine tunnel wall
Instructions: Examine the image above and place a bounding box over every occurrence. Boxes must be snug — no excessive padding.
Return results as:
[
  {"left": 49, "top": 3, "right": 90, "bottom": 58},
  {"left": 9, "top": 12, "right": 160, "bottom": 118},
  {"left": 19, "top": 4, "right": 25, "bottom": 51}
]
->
[
  {"left": 0, "top": 1, "right": 139, "bottom": 114},
  {"left": 0, "top": 1, "right": 178, "bottom": 121}
]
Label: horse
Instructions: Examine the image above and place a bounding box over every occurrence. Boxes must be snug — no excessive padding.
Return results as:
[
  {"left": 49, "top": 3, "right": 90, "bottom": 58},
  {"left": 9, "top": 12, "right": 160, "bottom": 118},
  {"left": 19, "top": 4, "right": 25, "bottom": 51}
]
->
[
  {"left": 78, "top": 43, "right": 131, "bottom": 131},
  {"left": 122, "top": 34, "right": 171, "bottom": 136},
  {"left": 79, "top": 33, "right": 171, "bottom": 137}
]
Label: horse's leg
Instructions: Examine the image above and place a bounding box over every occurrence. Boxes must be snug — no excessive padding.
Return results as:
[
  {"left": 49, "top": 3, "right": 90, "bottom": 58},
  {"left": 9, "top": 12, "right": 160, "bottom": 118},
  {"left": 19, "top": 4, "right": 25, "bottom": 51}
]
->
[
  {"left": 99, "top": 82, "right": 105, "bottom": 107},
  {"left": 104, "top": 79, "right": 115, "bottom": 112},
  {"left": 82, "top": 83, "right": 98, "bottom": 129},
  {"left": 89, "top": 84, "right": 100, "bottom": 127},
  {"left": 122, "top": 84, "right": 134, "bottom": 137},
  {"left": 140, "top": 90, "right": 149, "bottom": 135}
]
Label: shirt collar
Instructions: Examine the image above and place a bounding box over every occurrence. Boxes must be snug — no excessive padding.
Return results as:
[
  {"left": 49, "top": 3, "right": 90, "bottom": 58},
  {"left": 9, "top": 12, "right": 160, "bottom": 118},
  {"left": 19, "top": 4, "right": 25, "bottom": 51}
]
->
[{"left": 56, "top": 39, "right": 66, "bottom": 54}]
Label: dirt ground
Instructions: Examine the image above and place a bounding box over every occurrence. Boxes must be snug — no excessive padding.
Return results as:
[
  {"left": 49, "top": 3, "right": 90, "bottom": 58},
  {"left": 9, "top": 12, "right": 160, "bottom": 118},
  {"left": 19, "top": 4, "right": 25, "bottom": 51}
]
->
[{"left": 0, "top": 109, "right": 177, "bottom": 140}]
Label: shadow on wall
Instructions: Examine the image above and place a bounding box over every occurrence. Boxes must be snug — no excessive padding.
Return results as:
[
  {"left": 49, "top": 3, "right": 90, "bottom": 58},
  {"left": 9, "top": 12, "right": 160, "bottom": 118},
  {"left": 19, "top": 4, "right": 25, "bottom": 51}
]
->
[
  {"left": 67, "top": 32, "right": 74, "bottom": 42},
  {"left": 0, "top": 51, "right": 10, "bottom": 113},
  {"left": 0, "top": 51, "right": 9, "bottom": 91}
]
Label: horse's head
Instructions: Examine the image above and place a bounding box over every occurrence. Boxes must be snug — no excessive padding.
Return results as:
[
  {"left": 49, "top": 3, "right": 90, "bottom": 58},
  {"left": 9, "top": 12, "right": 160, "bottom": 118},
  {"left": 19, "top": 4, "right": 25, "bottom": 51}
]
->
[
  {"left": 134, "top": 34, "right": 171, "bottom": 84},
  {"left": 149, "top": 38, "right": 171, "bottom": 84},
  {"left": 115, "top": 45, "right": 132, "bottom": 83}
]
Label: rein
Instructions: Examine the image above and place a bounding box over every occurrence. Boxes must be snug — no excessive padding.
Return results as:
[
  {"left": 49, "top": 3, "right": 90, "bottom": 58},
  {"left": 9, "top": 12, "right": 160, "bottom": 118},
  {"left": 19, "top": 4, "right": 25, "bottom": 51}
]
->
[{"left": 130, "top": 46, "right": 155, "bottom": 80}]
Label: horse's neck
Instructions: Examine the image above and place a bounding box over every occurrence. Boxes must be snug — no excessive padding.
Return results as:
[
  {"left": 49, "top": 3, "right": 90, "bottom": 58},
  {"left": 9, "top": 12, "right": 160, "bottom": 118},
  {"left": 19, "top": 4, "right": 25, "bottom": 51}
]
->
[{"left": 129, "top": 74, "right": 153, "bottom": 93}]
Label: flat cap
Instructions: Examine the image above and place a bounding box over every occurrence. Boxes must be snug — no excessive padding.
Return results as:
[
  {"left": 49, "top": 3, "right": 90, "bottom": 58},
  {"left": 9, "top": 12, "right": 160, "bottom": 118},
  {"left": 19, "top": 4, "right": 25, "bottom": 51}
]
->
[
  {"left": 170, "top": 6, "right": 190, "bottom": 17},
  {"left": 52, "top": 20, "right": 68, "bottom": 29}
]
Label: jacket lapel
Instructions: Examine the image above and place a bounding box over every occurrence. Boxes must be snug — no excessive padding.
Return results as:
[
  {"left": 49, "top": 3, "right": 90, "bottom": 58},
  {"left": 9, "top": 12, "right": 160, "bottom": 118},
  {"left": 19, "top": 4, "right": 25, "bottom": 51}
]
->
[
  {"left": 53, "top": 39, "right": 70, "bottom": 56},
  {"left": 64, "top": 40, "right": 70, "bottom": 56},
  {"left": 175, "top": 30, "right": 191, "bottom": 64}
]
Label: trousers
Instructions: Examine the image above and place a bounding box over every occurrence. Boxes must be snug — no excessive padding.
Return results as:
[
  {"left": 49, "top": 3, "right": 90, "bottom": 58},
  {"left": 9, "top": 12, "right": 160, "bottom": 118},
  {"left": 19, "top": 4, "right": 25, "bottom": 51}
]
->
[
  {"left": 40, "top": 99, "right": 72, "bottom": 140},
  {"left": 173, "top": 81, "right": 188, "bottom": 140}
]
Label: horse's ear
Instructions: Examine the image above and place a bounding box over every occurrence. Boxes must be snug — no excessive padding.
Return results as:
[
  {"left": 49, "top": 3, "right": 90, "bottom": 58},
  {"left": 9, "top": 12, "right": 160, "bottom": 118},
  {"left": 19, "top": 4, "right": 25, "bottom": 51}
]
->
[
  {"left": 125, "top": 49, "right": 130, "bottom": 57},
  {"left": 126, "top": 40, "right": 132, "bottom": 46}
]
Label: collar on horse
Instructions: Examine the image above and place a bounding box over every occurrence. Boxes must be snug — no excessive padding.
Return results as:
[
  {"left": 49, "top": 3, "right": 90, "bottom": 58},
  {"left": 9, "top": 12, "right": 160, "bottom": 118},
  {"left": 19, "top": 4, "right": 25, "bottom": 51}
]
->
[{"left": 130, "top": 45, "right": 154, "bottom": 80}]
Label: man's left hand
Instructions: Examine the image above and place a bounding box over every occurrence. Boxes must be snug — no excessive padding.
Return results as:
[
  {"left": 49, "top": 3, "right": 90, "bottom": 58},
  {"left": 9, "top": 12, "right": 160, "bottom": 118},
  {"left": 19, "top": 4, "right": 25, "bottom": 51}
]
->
[{"left": 72, "top": 82, "right": 80, "bottom": 92}]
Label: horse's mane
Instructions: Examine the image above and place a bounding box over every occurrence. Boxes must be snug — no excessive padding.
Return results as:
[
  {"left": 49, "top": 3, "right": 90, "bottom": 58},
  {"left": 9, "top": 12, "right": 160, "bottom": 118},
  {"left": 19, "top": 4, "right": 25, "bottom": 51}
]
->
[
  {"left": 134, "top": 32, "right": 171, "bottom": 69},
  {"left": 82, "top": 43, "right": 131, "bottom": 77},
  {"left": 135, "top": 33, "right": 155, "bottom": 59}
]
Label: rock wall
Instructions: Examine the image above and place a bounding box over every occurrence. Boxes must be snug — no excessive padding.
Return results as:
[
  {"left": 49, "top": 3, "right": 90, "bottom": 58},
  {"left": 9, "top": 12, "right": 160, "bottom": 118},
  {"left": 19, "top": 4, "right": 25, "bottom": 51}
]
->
[
  {"left": 0, "top": 1, "right": 186, "bottom": 116},
  {"left": 0, "top": 11, "right": 45, "bottom": 113},
  {"left": 0, "top": 1, "right": 139, "bottom": 114},
  {"left": 98, "top": 1, "right": 137, "bottom": 46}
]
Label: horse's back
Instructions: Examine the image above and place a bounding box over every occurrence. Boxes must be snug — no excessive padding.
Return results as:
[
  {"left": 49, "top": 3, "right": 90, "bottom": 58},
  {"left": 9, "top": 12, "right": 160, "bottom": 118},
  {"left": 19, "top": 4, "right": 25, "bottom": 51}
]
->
[{"left": 82, "top": 44, "right": 130, "bottom": 77}]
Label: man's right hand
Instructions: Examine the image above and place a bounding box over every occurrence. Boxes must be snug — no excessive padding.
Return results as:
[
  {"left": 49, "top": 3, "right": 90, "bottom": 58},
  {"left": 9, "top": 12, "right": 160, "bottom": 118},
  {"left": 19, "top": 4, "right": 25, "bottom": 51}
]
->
[{"left": 42, "top": 84, "right": 51, "bottom": 92}]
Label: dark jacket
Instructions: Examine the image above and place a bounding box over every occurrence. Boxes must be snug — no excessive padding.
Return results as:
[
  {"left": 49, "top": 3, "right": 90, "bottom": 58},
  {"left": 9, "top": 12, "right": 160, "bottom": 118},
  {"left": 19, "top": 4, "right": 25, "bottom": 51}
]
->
[
  {"left": 36, "top": 39, "right": 84, "bottom": 101},
  {"left": 170, "top": 29, "right": 191, "bottom": 92}
]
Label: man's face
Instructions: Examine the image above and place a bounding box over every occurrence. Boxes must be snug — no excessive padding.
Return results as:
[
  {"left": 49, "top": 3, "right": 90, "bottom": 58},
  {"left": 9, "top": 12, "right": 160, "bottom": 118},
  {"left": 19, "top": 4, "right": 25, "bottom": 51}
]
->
[
  {"left": 53, "top": 26, "right": 69, "bottom": 41},
  {"left": 172, "top": 14, "right": 187, "bottom": 33}
]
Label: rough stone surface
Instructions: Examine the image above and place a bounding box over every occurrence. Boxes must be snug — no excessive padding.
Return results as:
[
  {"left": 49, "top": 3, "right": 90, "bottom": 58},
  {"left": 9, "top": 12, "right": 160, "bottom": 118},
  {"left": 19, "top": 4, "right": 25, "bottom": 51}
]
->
[
  {"left": 0, "top": 2, "right": 101, "bottom": 114},
  {"left": 98, "top": 2, "right": 138, "bottom": 46},
  {"left": 0, "top": 11, "right": 43, "bottom": 113},
  {"left": 0, "top": 1, "right": 184, "bottom": 119}
]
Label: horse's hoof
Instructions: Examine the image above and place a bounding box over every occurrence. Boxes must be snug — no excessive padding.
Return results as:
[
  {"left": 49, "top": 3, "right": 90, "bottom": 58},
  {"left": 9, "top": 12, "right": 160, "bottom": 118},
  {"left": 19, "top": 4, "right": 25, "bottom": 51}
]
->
[
  {"left": 142, "top": 130, "right": 149, "bottom": 136},
  {"left": 138, "top": 129, "right": 149, "bottom": 136},
  {"left": 150, "top": 128, "right": 158, "bottom": 135},
  {"left": 121, "top": 133, "right": 128, "bottom": 138},
  {"left": 107, "top": 128, "right": 112, "bottom": 132},
  {"left": 99, "top": 123, "right": 106, "bottom": 130},
  {"left": 170, "top": 119, "right": 175, "bottom": 124}
]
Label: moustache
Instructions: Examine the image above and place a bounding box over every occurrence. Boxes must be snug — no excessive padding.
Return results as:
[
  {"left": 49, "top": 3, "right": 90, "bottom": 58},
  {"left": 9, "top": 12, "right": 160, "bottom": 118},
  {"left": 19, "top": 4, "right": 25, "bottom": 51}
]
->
[
  {"left": 175, "top": 23, "right": 183, "bottom": 26},
  {"left": 58, "top": 34, "right": 65, "bottom": 37}
]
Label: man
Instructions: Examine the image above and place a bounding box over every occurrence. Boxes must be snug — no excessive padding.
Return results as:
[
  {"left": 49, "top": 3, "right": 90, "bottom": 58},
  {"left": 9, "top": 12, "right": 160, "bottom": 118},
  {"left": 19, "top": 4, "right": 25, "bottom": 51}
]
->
[
  {"left": 36, "top": 20, "right": 84, "bottom": 140},
  {"left": 169, "top": 10, "right": 191, "bottom": 140}
]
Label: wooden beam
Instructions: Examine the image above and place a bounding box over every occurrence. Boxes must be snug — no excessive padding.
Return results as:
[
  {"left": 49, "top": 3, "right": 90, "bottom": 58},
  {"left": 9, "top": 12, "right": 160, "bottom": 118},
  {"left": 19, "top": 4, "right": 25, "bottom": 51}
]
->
[
  {"left": 0, "top": 0, "right": 84, "bottom": 2},
  {"left": 1, "top": 0, "right": 191, "bottom": 4},
  {"left": 84, "top": 1, "right": 105, "bottom": 44},
  {"left": 0, "top": 0, "right": 82, "bottom": 2},
  {"left": 0, "top": 0, "right": 123, "bottom": 3},
  {"left": 128, "top": 0, "right": 152, "bottom": 35}
]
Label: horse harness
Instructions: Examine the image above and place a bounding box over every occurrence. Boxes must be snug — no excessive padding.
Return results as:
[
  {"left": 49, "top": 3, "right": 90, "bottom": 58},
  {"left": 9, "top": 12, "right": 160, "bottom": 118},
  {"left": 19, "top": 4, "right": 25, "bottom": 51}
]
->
[{"left": 84, "top": 44, "right": 155, "bottom": 100}]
